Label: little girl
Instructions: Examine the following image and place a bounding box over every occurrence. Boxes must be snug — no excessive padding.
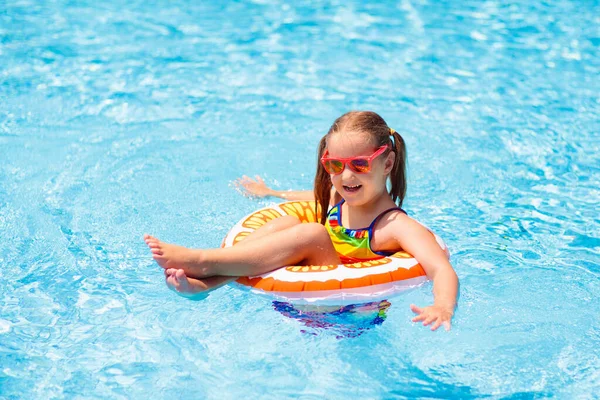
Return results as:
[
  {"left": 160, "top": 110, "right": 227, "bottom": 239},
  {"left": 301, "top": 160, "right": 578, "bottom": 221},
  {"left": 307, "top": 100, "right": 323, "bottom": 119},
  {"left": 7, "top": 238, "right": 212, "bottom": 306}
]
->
[{"left": 144, "top": 111, "right": 458, "bottom": 331}]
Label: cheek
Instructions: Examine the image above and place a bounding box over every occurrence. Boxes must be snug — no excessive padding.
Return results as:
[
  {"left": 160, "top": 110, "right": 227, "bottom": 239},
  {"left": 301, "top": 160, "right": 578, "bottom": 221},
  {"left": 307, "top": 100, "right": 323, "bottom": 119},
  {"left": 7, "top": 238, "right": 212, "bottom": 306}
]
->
[
  {"left": 372, "top": 162, "right": 391, "bottom": 179},
  {"left": 330, "top": 174, "right": 342, "bottom": 186},
  {"left": 359, "top": 172, "right": 385, "bottom": 189}
]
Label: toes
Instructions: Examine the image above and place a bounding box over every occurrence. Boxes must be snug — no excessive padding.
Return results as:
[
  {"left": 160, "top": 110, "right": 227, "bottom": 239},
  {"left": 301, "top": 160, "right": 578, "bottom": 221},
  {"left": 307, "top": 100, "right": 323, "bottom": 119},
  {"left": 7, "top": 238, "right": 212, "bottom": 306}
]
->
[
  {"left": 174, "top": 269, "right": 187, "bottom": 282},
  {"left": 151, "top": 248, "right": 163, "bottom": 256},
  {"left": 144, "top": 234, "right": 158, "bottom": 243},
  {"left": 148, "top": 242, "right": 161, "bottom": 249},
  {"left": 166, "top": 276, "right": 179, "bottom": 289}
]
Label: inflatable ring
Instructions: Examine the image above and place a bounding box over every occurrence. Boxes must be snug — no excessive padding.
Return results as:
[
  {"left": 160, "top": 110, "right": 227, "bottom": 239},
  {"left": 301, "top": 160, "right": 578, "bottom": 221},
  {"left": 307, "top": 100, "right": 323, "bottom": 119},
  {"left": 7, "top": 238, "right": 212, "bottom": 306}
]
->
[{"left": 222, "top": 201, "right": 449, "bottom": 305}]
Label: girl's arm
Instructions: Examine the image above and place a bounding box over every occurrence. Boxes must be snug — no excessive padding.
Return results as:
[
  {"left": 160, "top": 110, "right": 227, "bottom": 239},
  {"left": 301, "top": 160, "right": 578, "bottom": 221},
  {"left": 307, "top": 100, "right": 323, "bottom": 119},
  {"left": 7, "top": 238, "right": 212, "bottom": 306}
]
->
[
  {"left": 389, "top": 215, "right": 459, "bottom": 331},
  {"left": 234, "top": 175, "right": 314, "bottom": 201}
]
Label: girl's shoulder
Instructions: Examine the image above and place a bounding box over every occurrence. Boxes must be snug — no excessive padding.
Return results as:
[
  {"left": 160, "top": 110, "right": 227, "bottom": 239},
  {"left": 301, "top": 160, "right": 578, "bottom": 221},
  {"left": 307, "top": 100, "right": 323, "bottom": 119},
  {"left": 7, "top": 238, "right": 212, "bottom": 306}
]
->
[
  {"left": 369, "top": 209, "right": 413, "bottom": 252},
  {"left": 374, "top": 209, "right": 430, "bottom": 239},
  {"left": 375, "top": 207, "right": 411, "bottom": 228}
]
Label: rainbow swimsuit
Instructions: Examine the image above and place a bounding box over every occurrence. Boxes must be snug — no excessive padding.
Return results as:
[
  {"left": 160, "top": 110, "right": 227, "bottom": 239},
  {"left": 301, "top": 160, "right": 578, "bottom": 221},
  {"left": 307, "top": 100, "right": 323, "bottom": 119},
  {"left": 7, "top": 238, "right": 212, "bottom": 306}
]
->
[{"left": 324, "top": 200, "right": 406, "bottom": 264}]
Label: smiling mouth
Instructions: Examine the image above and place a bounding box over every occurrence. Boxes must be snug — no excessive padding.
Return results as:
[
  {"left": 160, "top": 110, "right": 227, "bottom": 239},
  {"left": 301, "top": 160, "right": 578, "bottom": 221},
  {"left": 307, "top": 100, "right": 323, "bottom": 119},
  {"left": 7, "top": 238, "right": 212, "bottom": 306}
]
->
[{"left": 343, "top": 184, "right": 362, "bottom": 193}]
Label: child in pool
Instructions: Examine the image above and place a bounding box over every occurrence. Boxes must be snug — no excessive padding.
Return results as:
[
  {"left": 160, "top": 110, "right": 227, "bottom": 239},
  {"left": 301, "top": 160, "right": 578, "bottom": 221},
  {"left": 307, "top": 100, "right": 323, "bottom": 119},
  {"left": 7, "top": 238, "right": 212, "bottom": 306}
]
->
[{"left": 144, "top": 111, "right": 459, "bottom": 331}]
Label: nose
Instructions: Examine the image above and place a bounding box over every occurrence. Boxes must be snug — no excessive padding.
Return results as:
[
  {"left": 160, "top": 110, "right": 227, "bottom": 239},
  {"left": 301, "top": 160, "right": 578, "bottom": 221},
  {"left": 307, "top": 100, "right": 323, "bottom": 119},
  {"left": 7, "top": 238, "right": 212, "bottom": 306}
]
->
[{"left": 339, "top": 164, "right": 355, "bottom": 180}]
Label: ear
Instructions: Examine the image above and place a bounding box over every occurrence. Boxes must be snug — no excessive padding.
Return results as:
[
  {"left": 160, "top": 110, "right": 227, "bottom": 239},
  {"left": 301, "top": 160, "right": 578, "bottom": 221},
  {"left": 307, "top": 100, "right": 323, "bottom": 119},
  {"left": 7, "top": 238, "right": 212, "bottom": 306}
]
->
[{"left": 384, "top": 151, "right": 395, "bottom": 175}]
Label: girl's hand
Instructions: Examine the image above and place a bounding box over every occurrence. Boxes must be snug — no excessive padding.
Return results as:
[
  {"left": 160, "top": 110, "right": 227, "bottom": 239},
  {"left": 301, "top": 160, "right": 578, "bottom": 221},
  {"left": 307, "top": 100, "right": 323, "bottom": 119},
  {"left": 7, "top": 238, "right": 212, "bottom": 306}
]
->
[
  {"left": 234, "top": 175, "right": 273, "bottom": 198},
  {"left": 410, "top": 304, "right": 454, "bottom": 331}
]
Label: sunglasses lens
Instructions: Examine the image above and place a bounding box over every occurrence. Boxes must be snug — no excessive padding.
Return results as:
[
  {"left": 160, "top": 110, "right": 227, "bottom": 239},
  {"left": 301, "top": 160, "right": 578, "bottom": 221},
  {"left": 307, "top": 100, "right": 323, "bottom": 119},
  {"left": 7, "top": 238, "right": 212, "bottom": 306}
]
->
[
  {"left": 324, "top": 160, "right": 344, "bottom": 174},
  {"left": 349, "top": 159, "right": 370, "bottom": 173}
]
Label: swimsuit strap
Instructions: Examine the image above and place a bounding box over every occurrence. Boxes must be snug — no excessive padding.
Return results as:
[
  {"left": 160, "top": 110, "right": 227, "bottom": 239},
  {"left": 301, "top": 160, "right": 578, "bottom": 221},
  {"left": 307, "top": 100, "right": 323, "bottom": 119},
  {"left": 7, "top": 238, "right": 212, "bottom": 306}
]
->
[
  {"left": 328, "top": 199, "right": 405, "bottom": 232},
  {"left": 367, "top": 206, "right": 407, "bottom": 256},
  {"left": 326, "top": 199, "right": 346, "bottom": 221},
  {"left": 367, "top": 206, "right": 406, "bottom": 234}
]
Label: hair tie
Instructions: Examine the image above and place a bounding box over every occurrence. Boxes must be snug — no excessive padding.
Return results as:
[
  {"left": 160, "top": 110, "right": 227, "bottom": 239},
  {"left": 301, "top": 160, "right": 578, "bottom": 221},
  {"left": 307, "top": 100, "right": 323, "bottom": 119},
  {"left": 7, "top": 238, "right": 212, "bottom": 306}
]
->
[{"left": 389, "top": 128, "right": 396, "bottom": 146}]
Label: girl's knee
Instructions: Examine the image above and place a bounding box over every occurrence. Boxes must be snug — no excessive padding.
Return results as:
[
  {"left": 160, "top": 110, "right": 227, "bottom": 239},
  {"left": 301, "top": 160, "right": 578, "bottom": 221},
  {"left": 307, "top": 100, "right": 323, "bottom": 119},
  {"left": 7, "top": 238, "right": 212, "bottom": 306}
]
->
[
  {"left": 296, "top": 223, "right": 330, "bottom": 242},
  {"left": 295, "top": 223, "right": 339, "bottom": 265},
  {"left": 263, "top": 215, "right": 300, "bottom": 232},
  {"left": 278, "top": 215, "right": 301, "bottom": 226}
]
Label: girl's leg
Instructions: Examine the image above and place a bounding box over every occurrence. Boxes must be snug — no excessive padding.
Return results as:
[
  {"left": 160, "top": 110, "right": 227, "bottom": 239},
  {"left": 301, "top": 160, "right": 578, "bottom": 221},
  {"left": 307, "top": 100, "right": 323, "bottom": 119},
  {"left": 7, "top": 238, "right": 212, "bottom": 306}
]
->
[
  {"left": 237, "top": 215, "right": 301, "bottom": 244},
  {"left": 161, "top": 216, "right": 302, "bottom": 296},
  {"left": 145, "top": 223, "right": 339, "bottom": 279},
  {"left": 164, "top": 268, "right": 235, "bottom": 296}
]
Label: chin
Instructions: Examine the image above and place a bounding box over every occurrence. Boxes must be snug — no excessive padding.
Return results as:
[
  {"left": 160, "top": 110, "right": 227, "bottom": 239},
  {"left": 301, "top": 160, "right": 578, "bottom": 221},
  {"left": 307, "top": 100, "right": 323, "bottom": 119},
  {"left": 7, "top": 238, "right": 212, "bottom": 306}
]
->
[{"left": 340, "top": 194, "right": 368, "bottom": 207}]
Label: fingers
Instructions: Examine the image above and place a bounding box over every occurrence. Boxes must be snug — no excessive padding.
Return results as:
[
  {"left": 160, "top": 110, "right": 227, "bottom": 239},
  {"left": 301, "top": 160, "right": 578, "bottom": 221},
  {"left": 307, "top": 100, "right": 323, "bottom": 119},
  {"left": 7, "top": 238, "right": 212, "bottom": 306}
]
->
[
  {"left": 430, "top": 317, "right": 452, "bottom": 331},
  {"left": 411, "top": 304, "right": 425, "bottom": 322},
  {"left": 233, "top": 175, "right": 260, "bottom": 197},
  {"left": 232, "top": 175, "right": 271, "bottom": 198},
  {"left": 240, "top": 175, "right": 255, "bottom": 185},
  {"left": 422, "top": 315, "right": 436, "bottom": 326},
  {"left": 410, "top": 304, "right": 423, "bottom": 314},
  {"left": 410, "top": 304, "right": 454, "bottom": 331},
  {"left": 235, "top": 175, "right": 265, "bottom": 186},
  {"left": 412, "top": 313, "right": 426, "bottom": 322},
  {"left": 233, "top": 176, "right": 249, "bottom": 186},
  {"left": 430, "top": 318, "right": 443, "bottom": 331}
]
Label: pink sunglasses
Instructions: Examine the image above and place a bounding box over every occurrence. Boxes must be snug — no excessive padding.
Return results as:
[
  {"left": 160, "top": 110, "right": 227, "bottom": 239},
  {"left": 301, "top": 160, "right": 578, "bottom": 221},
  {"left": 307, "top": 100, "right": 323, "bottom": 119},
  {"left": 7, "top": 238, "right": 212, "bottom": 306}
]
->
[{"left": 320, "top": 145, "right": 390, "bottom": 175}]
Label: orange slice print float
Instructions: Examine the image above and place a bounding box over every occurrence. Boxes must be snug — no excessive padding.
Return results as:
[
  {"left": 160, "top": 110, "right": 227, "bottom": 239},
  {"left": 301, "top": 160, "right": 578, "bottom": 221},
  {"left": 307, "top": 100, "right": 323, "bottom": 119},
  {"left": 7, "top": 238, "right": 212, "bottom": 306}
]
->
[
  {"left": 280, "top": 201, "right": 319, "bottom": 223},
  {"left": 241, "top": 208, "right": 282, "bottom": 229},
  {"left": 285, "top": 264, "right": 338, "bottom": 273},
  {"left": 389, "top": 251, "right": 413, "bottom": 259},
  {"left": 232, "top": 231, "right": 251, "bottom": 246},
  {"left": 344, "top": 258, "right": 393, "bottom": 269}
]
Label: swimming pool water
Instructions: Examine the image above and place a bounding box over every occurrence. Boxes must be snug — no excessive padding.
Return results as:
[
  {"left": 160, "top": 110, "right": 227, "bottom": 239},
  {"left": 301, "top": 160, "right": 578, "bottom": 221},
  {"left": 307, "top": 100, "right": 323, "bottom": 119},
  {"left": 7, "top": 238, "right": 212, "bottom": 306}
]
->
[{"left": 1, "top": 0, "right": 599, "bottom": 398}]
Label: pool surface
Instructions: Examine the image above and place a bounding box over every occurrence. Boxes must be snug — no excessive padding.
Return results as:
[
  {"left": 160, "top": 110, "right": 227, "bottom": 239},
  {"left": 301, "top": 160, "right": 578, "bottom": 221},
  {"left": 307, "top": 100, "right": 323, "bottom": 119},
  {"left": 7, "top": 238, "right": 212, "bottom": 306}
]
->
[{"left": 1, "top": 0, "right": 599, "bottom": 398}]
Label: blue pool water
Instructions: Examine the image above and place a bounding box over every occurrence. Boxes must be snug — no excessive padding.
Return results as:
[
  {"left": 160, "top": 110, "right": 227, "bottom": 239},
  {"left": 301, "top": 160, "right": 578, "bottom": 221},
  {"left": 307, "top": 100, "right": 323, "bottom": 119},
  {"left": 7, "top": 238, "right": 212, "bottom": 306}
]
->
[{"left": 1, "top": 0, "right": 599, "bottom": 398}]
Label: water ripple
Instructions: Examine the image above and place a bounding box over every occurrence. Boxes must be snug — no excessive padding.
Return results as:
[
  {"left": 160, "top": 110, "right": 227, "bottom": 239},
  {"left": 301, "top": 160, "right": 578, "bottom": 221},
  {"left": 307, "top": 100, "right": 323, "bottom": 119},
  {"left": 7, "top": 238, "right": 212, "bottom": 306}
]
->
[{"left": 1, "top": 0, "right": 599, "bottom": 398}]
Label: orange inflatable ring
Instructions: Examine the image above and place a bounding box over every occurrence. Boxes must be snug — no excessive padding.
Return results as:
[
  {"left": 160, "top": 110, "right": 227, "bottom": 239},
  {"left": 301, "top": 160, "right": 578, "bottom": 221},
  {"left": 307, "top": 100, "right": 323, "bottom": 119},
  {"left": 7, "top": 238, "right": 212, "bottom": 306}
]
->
[{"left": 222, "top": 201, "right": 449, "bottom": 305}]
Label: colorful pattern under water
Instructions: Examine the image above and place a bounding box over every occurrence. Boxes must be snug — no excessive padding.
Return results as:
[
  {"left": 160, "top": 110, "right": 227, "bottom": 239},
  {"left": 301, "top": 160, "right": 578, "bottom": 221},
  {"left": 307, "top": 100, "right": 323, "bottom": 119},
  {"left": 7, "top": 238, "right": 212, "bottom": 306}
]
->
[
  {"left": 1, "top": 0, "right": 599, "bottom": 398},
  {"left": 272, "top": 301, "right": 390, "bottom": 339}
]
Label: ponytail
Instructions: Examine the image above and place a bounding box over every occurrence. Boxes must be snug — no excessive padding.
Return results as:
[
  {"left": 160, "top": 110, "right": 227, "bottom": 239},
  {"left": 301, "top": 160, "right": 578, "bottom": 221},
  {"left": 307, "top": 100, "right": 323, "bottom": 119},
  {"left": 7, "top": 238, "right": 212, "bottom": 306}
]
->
[
  {"left": 313, "top": 135, "right": 331, "bottom": 225},
  {"left": 388, "top": 129, "right": 407, "bottom": 207}
]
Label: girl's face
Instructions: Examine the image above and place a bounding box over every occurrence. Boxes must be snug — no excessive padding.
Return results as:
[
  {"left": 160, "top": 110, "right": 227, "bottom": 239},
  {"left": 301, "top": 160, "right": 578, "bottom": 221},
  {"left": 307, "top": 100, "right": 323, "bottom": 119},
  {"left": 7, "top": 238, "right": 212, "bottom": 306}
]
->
[{"left": 325, "top": 132, "right": 395, "bottom": 207}]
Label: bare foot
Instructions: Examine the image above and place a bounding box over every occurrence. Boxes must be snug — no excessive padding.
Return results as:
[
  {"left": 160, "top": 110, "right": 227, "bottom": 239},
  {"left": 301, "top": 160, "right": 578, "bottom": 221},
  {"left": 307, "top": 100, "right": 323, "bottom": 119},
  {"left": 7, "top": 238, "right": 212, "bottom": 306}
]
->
[
  {"left": 164, "top": 268, "right": 237, "bottom": 299},
  {"left": 164, "top": 268, "right": 209, "bottom": 299},
  {"left": 144, "top": 234, "right": 208, "bottom": 277}
]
